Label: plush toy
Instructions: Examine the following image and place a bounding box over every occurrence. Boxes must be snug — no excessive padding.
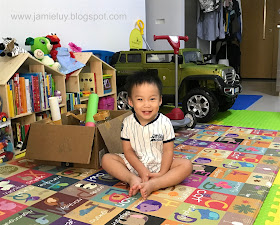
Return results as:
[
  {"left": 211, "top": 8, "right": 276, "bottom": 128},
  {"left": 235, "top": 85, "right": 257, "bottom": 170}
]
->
[
  {"left": 25, "top": 37, "right": 61, "bottom": 71},
  {"left": 0, "top": 37, "right": 28, "bottom": 57},
  {"left": 0, "top": 124, "right": 14, "bottom": 163},
  {"left": 44, "top": 34, "right": 85, "bottom": 76},
  {"left": 46, "top": 33, "right": 75, "bottom": 60},
  {"left": 0, "top": 139, "right": 14, "bottom": 163}
]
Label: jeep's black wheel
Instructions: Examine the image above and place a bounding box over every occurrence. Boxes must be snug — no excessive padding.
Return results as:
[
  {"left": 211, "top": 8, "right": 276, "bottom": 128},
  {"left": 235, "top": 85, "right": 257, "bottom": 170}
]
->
[
  {"left": 117, "top": 89, "right": 131, "bottom": 110},
  {"left": 218, "top": 97, "right": 236, "bottom": 112},
  {"left": 182, "top": 88, "right": 219, "bottom": 123}
]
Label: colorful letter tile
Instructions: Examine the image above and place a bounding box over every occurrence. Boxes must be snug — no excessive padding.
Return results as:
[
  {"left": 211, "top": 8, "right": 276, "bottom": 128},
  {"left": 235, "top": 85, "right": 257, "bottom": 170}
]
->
[
  {"left": 234, "top": 145, "right": 267, "bottom": 155},
  {"left": 198, "top": 177, "right": 244, "bottom": 195},
  {"left": 84, "top": 170, "right": 120, "bottom": 186},
  {"left": 185, "top": 188, "right": 236, "bottom": 211}
]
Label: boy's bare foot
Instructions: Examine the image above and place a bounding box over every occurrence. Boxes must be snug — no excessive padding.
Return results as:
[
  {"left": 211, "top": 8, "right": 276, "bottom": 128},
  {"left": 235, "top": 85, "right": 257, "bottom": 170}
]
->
[
  {"left": 128, "top": 176, "right": 142, "bottom": 196},
  {"left": 139, "top": 180, "right": 156, "bottom": 200}
]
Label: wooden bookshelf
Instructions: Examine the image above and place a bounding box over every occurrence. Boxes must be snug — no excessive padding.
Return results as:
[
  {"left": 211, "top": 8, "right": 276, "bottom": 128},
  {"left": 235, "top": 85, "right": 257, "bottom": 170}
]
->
[{"left": 66, "top": 52, "right": 117, "bottom": 109}]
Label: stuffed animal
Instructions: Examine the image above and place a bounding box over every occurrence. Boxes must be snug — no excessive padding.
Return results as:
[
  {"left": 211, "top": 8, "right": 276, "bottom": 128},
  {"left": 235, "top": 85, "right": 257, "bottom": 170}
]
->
[
  {"left": 0, "top": 37, "right": 28, "bottom": 57},
  {"left": 0, "top": 123, "right": 14, "bottom": 163},
  {"left": 25, "top": 37, "right": 61, "bottom": 70},
  {"left": 0, "top": 139, "right": 14, "bottom": 163},
  {"left": 46, "top": 33, "right": 75, "bottom": 60}
]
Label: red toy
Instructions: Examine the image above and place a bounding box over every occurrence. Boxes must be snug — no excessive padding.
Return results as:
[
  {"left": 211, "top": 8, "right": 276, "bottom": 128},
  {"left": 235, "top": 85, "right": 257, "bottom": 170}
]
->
[
  {"left": 46, "top": 33, "right": 75, "bottom": 61},
  {"left": 154, "top": 35, "right": 196, "bottom": 129},
  {"left": 0, "top": 112, "right": 8, "bottom": 122}
]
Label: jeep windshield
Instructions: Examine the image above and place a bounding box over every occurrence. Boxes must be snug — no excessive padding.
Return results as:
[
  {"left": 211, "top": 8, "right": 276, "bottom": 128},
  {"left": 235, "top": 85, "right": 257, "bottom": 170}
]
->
[{"left": 183, "top": 51, "right": 204, "bottom": 64}]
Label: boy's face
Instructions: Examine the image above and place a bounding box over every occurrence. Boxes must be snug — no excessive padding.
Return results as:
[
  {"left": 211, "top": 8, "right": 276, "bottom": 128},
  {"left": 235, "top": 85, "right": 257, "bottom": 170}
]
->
[{"left": 128, "top": 82, "right": 162, "bottom": 126}]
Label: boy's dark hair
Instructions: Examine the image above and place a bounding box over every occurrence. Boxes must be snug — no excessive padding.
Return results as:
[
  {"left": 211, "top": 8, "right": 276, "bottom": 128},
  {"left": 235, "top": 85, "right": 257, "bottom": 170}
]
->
[{"left": 125, "top": 70, "right": 163, "bottom": 97}]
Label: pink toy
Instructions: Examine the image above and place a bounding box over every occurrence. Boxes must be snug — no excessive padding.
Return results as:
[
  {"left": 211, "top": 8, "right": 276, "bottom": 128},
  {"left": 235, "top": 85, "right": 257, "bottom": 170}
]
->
[{"left": 68, "top": 42, "right": 82, "bottom": 52}]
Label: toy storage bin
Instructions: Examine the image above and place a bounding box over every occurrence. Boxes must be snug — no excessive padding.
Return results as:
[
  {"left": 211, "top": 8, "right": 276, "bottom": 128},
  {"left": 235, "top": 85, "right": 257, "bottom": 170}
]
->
[
  {"left": 98, "top": 96, "right": 115, "bottom": 110},
  {"left": 82, "top": 50, "right": 114, "bottom": 64}
]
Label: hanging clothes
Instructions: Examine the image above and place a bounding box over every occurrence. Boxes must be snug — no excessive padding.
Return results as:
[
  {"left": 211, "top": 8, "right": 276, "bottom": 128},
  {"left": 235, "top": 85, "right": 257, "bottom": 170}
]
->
[
  {"left": 198, "top": 0, "right": 221, "bottom": 13},
  {"left": 197, "top": 2, "right": 225, "bottom": 41},
  {"left": 223, "top": 0, "right": 242, "bottom": 41},
  {"left": 236, "top": 0, "right": 242, "bottom": 34}
]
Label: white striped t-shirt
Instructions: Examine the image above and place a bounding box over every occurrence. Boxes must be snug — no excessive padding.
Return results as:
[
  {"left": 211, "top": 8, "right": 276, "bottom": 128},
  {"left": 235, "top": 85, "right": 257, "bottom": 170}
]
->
[{"left": 121, "top": 113, "right": 175, "bottom": 168}]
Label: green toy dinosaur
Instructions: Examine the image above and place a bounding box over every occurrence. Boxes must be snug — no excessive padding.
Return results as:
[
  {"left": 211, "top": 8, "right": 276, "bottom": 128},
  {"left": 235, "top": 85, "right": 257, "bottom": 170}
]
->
[{"left": 25, "top": 37, "right": 61, "bottom": 70}]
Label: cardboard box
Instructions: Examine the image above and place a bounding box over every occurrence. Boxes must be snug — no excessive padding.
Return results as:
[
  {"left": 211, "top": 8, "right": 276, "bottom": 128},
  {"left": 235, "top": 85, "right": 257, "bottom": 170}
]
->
[{"left": 25, "top": 110, "right": 132, "bottom": 169}]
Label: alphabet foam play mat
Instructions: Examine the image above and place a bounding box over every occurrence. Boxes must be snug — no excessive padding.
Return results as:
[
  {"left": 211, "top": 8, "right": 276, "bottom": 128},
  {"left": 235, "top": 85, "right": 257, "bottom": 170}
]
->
[{"left": 0, "top": 124, "right": 280, "bottom": 224}]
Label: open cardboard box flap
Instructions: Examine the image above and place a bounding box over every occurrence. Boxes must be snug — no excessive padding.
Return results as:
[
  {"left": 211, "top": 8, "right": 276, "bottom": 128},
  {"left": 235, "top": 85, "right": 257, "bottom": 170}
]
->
[
  {"left": 65, "top": 109, "right": 132, "bottom": 154},
  {"left": 26, "top": 123, "right": 95, "bottom": 164},
  {"left": 25, "top": 110, "right": 132, "bottom": 167},
  {"left": 97, "top": 110, "right": 132, "bottom": 153}
]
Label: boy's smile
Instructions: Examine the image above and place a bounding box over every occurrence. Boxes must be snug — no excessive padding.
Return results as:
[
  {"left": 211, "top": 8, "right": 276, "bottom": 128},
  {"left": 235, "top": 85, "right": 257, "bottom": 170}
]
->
[{"left": 128, "top": 82, "right": 162, "bottom": 126}]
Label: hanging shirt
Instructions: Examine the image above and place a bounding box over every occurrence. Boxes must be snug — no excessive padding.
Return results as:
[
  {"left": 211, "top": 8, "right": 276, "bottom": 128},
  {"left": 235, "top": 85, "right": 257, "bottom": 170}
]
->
[{"left": 197, "top": 4, "right": 225, "bottom": 41}]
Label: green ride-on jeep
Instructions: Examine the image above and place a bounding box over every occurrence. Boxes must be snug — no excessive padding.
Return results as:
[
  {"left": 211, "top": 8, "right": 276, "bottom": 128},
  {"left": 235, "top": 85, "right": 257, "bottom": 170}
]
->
[{"left": 111, "top": 48, "right": 242, "bottom": 123}]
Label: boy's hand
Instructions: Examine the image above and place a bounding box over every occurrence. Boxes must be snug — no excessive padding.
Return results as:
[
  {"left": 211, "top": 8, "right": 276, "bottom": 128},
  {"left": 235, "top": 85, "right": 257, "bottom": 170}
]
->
[{"left": 138, "top": 168, "right": 150, "bottom": 182}]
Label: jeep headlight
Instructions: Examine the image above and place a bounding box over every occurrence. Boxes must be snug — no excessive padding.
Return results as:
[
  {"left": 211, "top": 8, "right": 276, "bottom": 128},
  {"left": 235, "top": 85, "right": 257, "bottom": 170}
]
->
[
  {"left": 232, "top": 69, "right": 236, "bottom": 79},
  {"left": 221, "top": 71, "right": 226, "bottom": 80}
]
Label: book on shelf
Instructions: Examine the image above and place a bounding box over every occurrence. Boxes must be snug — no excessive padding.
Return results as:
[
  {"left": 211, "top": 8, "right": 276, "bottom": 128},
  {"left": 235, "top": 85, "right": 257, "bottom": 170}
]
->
[
  {"left": 19, "top": 77, "right": 27, "bottom": 114},
  {"left": 32, "top": 76, "right": 40, "bottom": 112},
  {"left": 42, "top": 73, "right": 48, "bottom": 110},
  {"left": 12, "top": 123, "right": 30, "bottom": 147},
  {"left": 20, "top": 125, "right": 25, "bottom": 141},
  {"left": 20, "top": 73, "right": 41, "bottom": 112},
  {"left": 51, "top": 76, "right": 55, "bottom": 96},
  {"left": 45, "top": 74, "right": 54, "bottom": 108},
  {"left": 25, "top": 79, "right": 32, "bottom": 113},
  {"left": 74, "top": 92, "right": 81, "bottom": 105},
  {"left": 19, "top": 73, "right": 36, "bottom": 113},
  {"left": 6, "top": 81, "right": 15, "bottom": 118},
  {"left": 38, "top": 72, "right": 45, "bottom": 111},
  {"left": 14, "top": 122, "right": 21, "bottom": 143},
  {"left": 66, "top": 92, "right": 81, "bottom": 111},
  {"left": 12, "top": 73, "right": 21, "bottom": 115}
]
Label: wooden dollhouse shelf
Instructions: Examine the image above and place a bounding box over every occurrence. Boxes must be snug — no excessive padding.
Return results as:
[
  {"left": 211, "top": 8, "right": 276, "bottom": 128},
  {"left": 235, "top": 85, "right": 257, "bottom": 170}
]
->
[
  {"left": 66, "top": 52, "right": 117, "bottom": 109},
  {"left": 0, "top": 53, "right": 67, "bottom": 120}
]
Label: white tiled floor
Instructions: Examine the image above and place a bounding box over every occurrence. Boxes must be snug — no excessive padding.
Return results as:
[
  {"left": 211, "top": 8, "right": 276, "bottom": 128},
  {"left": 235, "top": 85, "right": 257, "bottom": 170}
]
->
[{"left": 241, "top": 79, "right": 280, "bottom": 112}]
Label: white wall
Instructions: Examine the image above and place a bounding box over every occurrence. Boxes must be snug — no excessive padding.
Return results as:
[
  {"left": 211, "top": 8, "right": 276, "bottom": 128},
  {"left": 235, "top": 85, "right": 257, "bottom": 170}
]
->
[
  {"left": 197, "top": 39, "right": 211, "bottom": 55},
  {"left": 146, "top": 0, "right": 185, "bottom": 51},
  {"left": 0, "top": 0, "right": 145, "bottom": 52}
]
